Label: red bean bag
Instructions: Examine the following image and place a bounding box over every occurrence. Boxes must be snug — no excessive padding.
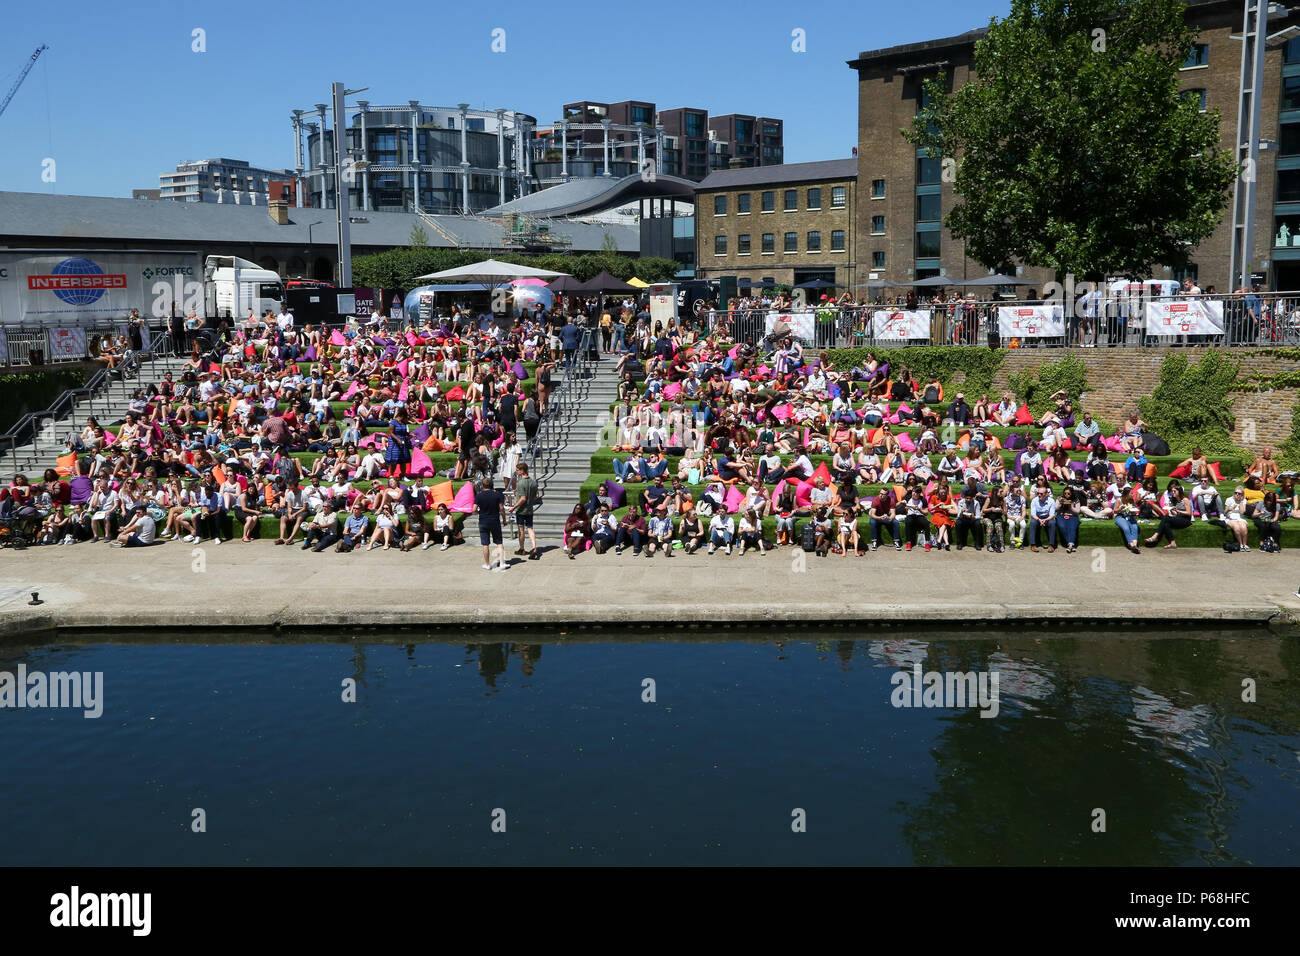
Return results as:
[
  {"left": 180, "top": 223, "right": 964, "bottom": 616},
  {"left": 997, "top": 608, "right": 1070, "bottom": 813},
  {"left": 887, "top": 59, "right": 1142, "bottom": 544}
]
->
[
  {"left": 445, "top": 386, "right": 465, "bottom": 401},
  {"left": 811, "top": 462, "right": 835, "bottom": 486},
  {"left": 1014, "top": 405, "right": 1034, "bottom": 426},
  {"left": 1168, "top": 463, "right": 1192, "bottom": 479},
  {"left": 1208, "top": 462, "right": 1224, "bottom": 483}
]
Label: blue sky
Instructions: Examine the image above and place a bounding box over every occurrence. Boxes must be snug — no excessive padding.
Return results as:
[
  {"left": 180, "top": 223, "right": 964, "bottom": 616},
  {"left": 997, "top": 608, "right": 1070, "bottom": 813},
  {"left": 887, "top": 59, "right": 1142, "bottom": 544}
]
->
[{"left": 0, "top": 0, "right": 1002, "bottom": 198}]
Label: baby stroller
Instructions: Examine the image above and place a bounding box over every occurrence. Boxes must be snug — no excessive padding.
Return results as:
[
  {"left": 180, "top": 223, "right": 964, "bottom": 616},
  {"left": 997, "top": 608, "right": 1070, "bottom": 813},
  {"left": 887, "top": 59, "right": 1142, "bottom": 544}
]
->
[{"left": 0, "top": 508, "right": 42, "bottom": 549}]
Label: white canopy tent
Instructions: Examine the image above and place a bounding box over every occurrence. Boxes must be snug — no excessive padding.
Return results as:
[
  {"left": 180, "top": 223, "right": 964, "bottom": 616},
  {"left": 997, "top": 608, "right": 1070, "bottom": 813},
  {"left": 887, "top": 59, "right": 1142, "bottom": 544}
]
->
[{"left": 413, "top": 259, "right": 570, "bottom": 286}]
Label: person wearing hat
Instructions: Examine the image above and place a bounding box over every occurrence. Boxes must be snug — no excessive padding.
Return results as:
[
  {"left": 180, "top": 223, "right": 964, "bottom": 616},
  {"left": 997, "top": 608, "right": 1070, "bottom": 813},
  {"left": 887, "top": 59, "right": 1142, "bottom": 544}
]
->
[{"left": 113, "top": 503, "right": 157, "bottom": 548}]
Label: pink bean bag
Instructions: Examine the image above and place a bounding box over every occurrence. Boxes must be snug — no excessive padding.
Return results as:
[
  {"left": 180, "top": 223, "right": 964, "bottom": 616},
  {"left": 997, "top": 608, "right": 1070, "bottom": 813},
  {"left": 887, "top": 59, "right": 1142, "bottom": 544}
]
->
[
  {"left": 897, "top": 432, "right": 917, "bottom": 453},
  {"left": 410, "top": 447, "right": 435, "bottom": 477},
  {"left": 724, "top": 485, "right": 745, "bottom": 513},
  {"left": 450, "top": 481, "right": 476, "bottom": 513},
  {"left": 795, "top": 480, "right": 814, "bottom": 508},
  {"left": 330, "top": 330, "right": 346, "bottom": 347}
]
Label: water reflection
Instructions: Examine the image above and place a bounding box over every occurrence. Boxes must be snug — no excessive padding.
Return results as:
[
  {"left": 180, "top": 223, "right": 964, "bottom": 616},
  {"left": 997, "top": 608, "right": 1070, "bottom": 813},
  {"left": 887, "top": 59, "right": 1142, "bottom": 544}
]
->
[{"left": 2, "top": 630, "right": 1296, "bottom": 865}]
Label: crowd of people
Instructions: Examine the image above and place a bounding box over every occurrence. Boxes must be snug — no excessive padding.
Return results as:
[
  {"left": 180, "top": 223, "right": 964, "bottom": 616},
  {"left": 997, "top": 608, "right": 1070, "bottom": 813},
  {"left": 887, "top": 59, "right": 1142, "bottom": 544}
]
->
[
  {"left": 577, "top": 336, "right": 1296, "bottom": 558},
  {"left": 2, "top": 293, "right": 1296, "bottom": 564},
  {"left": 0, "top": 305, "right": 568, "bottom": 560}
]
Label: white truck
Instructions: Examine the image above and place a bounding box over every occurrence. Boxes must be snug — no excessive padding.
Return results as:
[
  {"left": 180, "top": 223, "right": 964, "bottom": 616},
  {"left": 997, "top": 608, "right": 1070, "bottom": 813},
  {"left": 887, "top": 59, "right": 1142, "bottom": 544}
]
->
[{"left": 0, "top": 250, "right": 284, "bottom": 326}]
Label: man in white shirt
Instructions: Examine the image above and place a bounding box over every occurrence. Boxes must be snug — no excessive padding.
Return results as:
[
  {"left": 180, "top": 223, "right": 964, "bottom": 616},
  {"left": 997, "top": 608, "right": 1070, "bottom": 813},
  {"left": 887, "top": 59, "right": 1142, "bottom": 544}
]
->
[
  {"left": 708, "top": 511, "right": 735, "bottom": 554},
  {"left": 277, "top": 305, "right": 295, "bottom": 332}
]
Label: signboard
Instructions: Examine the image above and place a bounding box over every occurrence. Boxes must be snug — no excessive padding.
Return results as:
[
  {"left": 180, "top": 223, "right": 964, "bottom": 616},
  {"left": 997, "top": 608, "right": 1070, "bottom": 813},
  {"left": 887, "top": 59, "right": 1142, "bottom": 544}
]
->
[
  {"left": 997, "top": 305, "right": 1066, "bottom": 338},
  {"left": 5, "top": 253, "right": 201, "bottom": 323},
  {"left": 352, "top": 286, "right": 378, "bottom": 316},
  {"left": 1145, "top": 299, "right": 1225, "bottom": 336},
  {"left": 336, "top": 294, "right": 356, "bottom": 316},
  {"left": 871, "top": 309, "right": 931, "bottom": 340},
  {"left": 0, "top": 328, "right": 7, "bottom": 364},
  {"left": 765, "top": 311, "right": 816, "bottom": 343},
  {"left": 390, "top": 292, "right": 404, "bottom": 321},
  {"left": 46, "top": 327, "right": 87, "bottom": 360},
  {"left": 649, "top": 284, "right": 676, "bottom": 327}
]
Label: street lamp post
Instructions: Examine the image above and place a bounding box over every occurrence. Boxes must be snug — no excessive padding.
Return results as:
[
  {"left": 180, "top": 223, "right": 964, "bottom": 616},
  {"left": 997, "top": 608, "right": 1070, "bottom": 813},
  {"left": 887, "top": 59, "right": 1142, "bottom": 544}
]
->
[{"left": 332, "top": 80, "right": 371, "bottom": 288}]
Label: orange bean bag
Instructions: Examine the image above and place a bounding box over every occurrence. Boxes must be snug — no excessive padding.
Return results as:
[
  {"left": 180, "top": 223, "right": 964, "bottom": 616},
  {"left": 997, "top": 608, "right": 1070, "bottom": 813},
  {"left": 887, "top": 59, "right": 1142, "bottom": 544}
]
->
[
  {"left": 56, "top": 453, "right": 77, "bottom": 477},
  {"left": 427, "top": 481, "right": 456, "bottom": 508}
]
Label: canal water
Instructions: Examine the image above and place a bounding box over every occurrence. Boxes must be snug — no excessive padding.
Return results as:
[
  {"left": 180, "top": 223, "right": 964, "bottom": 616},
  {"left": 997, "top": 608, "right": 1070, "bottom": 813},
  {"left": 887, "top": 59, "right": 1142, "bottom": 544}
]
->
[{"left": 2, "top": 628, "right": 1297, "bottom": 865}]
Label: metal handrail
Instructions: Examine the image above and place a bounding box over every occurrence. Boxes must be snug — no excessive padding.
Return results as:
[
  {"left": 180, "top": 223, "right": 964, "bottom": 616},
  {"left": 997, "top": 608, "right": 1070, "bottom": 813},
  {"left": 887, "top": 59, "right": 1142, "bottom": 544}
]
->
[
  {"left": 524, "top": 327, "right": 594, "bottom": 503},
  {"left": 0, "top": 330, "right": 176, "bottom": 465}
]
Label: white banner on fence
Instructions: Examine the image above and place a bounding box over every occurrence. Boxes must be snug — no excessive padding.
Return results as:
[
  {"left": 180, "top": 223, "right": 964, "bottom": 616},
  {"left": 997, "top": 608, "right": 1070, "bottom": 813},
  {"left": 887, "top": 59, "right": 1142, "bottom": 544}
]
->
[
  {"left": 46, "top": 327, "right": 87, "bottom": 359},
  {"left": 765, "top": 311, "right": 816, "bottom": 342},
  {"left": 997, "top": 305, "right": 1065, "bottom": 338},
  {"left": 871, "top": 309, "right": 932, "bottom": 340},
  {"left": 1145, "top": 299, "right": 1225, "bottom": 336}
]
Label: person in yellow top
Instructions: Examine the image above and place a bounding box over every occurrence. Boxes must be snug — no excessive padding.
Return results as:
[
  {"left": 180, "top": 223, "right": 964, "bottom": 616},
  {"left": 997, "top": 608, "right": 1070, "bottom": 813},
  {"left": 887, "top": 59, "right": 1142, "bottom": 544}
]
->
[
  {"left": 599, "top": 310, "right": 614, "bottom": 352},
  {"left": 1242, "top": 476, "right": 1266, "bottom": 505}
]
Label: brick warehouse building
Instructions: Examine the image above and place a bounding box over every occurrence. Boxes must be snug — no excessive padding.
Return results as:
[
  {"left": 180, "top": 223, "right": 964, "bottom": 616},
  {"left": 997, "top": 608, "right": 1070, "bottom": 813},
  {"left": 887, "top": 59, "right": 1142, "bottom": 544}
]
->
[
  {"left": 693, "top": 159, "right": 858, "bottom": 290},
  {"left": 848, "top": 0, "right": 1300, "bottom": 292}
]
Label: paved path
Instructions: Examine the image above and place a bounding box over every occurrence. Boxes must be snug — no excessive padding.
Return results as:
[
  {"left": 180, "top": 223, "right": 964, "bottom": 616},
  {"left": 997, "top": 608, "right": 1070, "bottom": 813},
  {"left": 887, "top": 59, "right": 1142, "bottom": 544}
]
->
[{"left": 3, "top": 540, "right": 1300, "bottom": 636}]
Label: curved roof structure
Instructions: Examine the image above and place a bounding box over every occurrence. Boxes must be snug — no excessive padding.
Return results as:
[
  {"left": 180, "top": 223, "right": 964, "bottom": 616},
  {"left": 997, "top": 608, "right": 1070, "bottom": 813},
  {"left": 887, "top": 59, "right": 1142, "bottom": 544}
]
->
[{"left": 483, "top": 173, "right": 696, "bottom": 218}]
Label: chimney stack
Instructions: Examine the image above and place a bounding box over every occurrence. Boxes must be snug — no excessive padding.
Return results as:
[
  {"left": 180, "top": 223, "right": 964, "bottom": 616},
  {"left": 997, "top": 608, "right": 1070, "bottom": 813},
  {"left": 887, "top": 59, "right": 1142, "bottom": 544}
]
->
[{"left": 268, "top": 200, "right": 290, "bottom": 225}]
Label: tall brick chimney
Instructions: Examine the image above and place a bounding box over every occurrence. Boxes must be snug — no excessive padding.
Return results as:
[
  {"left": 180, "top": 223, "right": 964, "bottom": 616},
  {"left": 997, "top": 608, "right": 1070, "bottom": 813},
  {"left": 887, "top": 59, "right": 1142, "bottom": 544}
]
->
[{"left": 268, "top": 200, "right": 289, "bottom": 225}]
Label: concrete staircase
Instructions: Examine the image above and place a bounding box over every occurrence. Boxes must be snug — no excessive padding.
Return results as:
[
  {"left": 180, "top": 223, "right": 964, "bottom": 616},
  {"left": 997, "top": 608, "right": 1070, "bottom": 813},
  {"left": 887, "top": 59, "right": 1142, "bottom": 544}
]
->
[
  {"left": 530, "top": 358, "right": 621, "bottom": 545},
  {"left": 1, "top": 353, "right": 194, "bottom": 475}
]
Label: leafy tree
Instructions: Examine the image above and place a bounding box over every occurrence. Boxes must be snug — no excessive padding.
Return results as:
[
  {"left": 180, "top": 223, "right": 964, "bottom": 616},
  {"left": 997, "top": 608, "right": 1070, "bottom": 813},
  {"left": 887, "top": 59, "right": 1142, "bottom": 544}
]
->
[
  {"left": 907, "top": 0, "right": 1236, "bottom": 280},
  {"left": 409, "top": 224, "right": 429, "bottom": 248}
]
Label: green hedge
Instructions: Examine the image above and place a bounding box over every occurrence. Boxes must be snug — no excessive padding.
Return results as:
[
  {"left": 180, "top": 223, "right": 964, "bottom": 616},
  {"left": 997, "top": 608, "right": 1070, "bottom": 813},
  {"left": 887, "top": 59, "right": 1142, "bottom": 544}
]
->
[{"left": 0, "top": 368, "right": 89, "bottom": 433}]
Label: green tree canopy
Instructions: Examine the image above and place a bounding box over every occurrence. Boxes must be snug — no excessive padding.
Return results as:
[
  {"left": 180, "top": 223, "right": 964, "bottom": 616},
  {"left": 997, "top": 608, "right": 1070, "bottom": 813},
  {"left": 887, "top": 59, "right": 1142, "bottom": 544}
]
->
[{"left": 907, "top": 0, "right": 1236, "bottom": 280}]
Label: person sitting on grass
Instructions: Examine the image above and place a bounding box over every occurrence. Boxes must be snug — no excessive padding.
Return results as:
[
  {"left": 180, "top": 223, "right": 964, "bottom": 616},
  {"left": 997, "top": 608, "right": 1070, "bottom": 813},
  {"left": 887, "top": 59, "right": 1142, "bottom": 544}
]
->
[
  {"left": 1028, "top": 486, "right": 1058, "bottom": 553},
  {"left": 1249, "top": 446, "right": 1280, "bottom": 487},
  {"left": 586, "top": 505, "right": 613, "bottom": 556},
  {"left": 647, "top": 511, "right": 674, "bottom": 557},
  {"left": 337, "top": 501, "right": 369, "bottom": 553},
  {"left": 275, "top": 481, "right": 308, "bottom": 545},
  {"left": 1112, "top": 487, "right": 1142, "bottom": 555},
  {"left": 367, "top": 500, "right": 398, "bottom": 551},
  {"left": 1253, "top": 491, "right": 1284, "bottom": 553},
  {"left": 833, "top": 506, "right": 859, "bottom": 557},
  {"left": 111, "top": 504, "right": 156, "bottom": 548},
  {"left": 707, "top": 508, "right": 735, "bottom": 555},
  {"left": 1144, "top": 482, "right": 1193, "bottom": 549},
  {"left": 615, "top": 504, "right": 648, "bottom": 555}
]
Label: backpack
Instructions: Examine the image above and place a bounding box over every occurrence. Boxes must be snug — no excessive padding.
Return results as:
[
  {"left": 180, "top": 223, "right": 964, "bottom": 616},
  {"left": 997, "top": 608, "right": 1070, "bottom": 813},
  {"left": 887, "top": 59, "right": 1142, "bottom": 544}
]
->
[
  {"left": 923, "top": 384, "right": 940, "bottom": 404},
  {"left": 801, "top": 523, "right": 817, "bottom": 552}
]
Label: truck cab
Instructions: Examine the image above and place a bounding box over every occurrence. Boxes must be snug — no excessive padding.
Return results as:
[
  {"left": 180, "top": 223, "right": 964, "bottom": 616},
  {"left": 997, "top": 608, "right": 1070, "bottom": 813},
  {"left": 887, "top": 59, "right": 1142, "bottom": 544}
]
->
[{"left": 204, "top": 256, "right": 284, "bottom": 320}]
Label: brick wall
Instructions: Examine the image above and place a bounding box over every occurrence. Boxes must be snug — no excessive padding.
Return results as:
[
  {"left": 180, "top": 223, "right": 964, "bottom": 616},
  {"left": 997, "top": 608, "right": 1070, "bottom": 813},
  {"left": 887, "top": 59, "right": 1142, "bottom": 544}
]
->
[{"left": 976, "top": 347, "right": 1300, "bottom": 451}]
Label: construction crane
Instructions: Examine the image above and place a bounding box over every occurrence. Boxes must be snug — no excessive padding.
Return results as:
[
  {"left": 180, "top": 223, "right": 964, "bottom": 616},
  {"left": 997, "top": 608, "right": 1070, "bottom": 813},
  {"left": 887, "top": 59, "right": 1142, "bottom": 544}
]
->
[{"left": 0, "top": 44, "right": 48, "bottom": 120}]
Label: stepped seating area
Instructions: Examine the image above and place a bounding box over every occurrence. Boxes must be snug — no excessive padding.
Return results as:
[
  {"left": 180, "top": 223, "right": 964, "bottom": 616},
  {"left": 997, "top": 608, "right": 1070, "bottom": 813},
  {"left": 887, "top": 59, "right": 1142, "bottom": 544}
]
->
[
  {"left": 571, "top": 387, "right": 1288, "bottom": 549},
  {"left": 8, "top": 326, "right": 558, "bottom": 547}
]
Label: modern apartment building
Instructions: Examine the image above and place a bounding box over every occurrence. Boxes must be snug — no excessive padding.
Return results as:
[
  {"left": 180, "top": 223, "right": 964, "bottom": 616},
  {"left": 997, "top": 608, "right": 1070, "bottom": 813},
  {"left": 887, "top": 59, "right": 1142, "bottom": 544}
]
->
[
  {"left": 848, "top": 0, "right": 1300, "bottom": 291},
  {"left": 158, "top": 158, "right": 297, "bottom": 204},
  {"left": 693, "top": 159, "right": 857, "bottom": 289}
]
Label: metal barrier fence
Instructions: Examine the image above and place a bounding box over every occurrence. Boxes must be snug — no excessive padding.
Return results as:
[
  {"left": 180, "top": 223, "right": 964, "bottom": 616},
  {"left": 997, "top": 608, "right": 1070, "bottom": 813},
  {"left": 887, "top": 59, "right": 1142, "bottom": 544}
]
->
[
  {"left": 711, "top": 291, "right": 1300, "bottom": 350},
  {"left": 2, "top": 322, "right": 135, "bottom": 366}
]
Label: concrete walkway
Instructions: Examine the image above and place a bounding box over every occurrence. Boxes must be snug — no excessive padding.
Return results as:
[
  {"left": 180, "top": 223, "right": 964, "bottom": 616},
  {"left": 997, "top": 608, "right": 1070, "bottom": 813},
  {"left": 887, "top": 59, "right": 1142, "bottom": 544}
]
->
[{"left": 3, "top": 539, "right": 1300, "bottom": 636}]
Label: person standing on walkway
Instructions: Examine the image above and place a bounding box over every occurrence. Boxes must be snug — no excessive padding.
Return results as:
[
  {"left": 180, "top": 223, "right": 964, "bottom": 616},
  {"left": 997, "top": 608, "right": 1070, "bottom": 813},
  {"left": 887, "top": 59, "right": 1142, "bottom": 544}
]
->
[
  {"left": 511, "top": 462, "right": 541, "bottom": 561},
  {"left": 475, "top": 476, "right": 509, "bottom": 571}
]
